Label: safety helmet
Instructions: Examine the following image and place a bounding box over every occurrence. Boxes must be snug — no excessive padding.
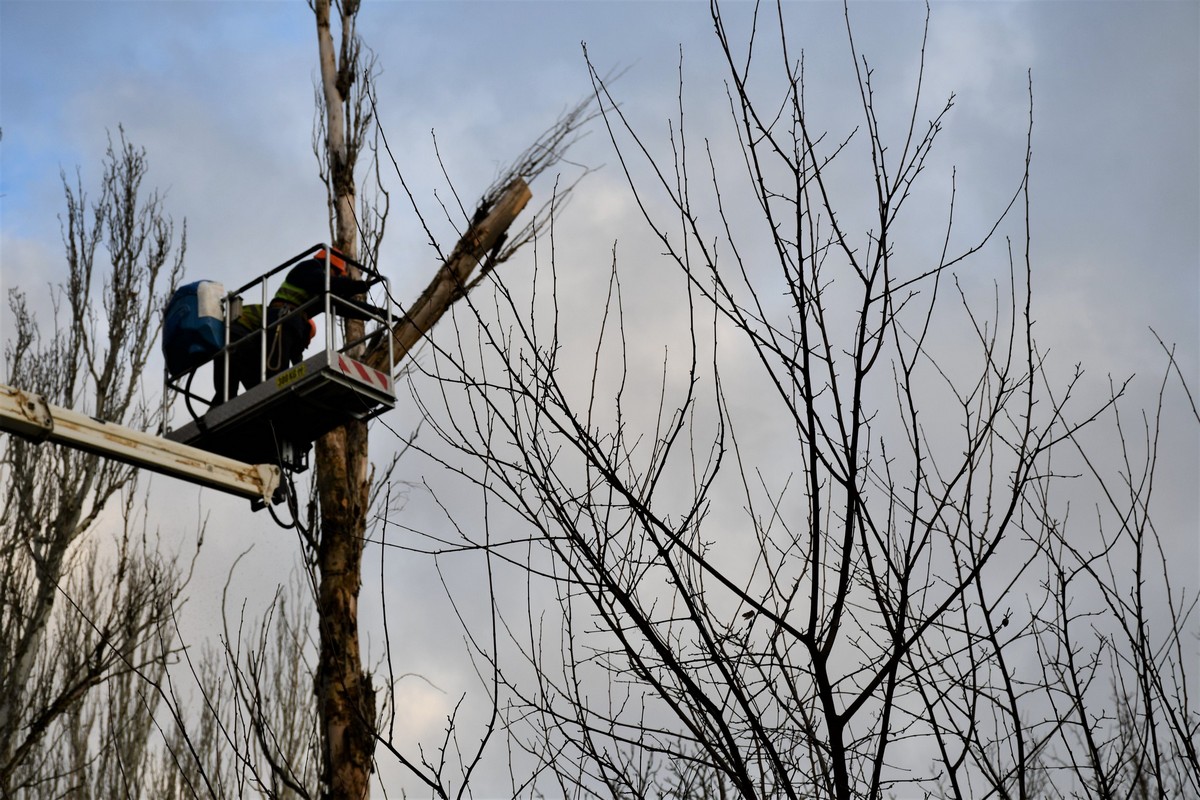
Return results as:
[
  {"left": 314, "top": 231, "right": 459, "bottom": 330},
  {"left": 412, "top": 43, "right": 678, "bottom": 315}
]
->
[{"left": 314, "top": 248, "right": 348, "bottom": 276}]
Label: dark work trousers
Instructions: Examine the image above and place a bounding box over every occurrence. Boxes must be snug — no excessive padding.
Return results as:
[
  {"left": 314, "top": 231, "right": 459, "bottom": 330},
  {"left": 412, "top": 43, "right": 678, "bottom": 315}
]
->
[{"left": 212, "top": 305, "right": 311, "bottom": 403}]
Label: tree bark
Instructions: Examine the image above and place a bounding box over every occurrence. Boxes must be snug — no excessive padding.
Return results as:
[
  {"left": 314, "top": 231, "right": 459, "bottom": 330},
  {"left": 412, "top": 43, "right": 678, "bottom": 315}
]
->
[
  {"left": 314, "top": 2, "right": 373, "bottom": 798},
  {"left": 314, "top": 418, "right": 373, "bottom": 800},
  {"left": 312, "top": 5, "right": 530, "bottom": 798}
]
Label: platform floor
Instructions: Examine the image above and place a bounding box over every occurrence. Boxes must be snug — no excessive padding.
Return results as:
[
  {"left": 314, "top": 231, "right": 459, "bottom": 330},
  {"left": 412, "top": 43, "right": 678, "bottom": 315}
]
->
[{"left": 166, "top": 349, "right": 395, "bottom": 468}]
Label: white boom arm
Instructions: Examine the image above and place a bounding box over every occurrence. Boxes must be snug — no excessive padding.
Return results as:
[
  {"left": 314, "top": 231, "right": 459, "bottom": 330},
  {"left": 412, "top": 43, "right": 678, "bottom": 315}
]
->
[{"left": 0, "top": 383, "right": 280, "bottom": 505}]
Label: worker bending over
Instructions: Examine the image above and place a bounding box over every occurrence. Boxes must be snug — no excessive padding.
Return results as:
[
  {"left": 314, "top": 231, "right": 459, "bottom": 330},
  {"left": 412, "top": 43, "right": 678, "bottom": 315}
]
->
[{"left": 214, "top": 250, "right": 379, "bottom": 402}]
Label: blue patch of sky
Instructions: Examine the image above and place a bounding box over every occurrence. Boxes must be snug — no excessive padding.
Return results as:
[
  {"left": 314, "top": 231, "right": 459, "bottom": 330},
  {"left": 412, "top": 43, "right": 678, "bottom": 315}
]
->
[
  {"left": 0, "top": 0, "right": 314, "bottom": 250},
  {"left": 1, "top": 1, "right": 310, "bottom": 226}
]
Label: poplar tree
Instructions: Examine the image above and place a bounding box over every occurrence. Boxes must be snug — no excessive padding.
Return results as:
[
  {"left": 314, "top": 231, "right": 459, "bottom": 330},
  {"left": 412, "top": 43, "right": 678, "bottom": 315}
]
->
[{"left": 310, "top": 2, "right": 581, "bottom": 795}]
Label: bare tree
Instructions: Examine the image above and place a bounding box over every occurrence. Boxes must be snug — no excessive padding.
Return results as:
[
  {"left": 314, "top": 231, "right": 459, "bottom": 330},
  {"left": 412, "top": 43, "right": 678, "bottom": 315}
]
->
[
  {"left": 0, "top": 129, "right": 188, "bottom": 796},
  {"left": 308, "top": 2, "right": 381, "bottom": 794},
  {"left": 159, "top": 566, "right": 321, "bottom": 800},
  {"left": 404, "top": 2, "right": 1198, "bottom": 798},
  {"left": 301, "top": 2, "right": 593, "bottom": 797}
]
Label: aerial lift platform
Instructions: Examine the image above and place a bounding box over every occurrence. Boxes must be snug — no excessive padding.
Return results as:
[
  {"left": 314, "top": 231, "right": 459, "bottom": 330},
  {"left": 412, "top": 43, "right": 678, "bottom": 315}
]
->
[
  {"left": 0, "top": 244, "right": 395, "bottom": 508},
  {"left": 164, "top": 243, "right": 397, "bottom": 477}
]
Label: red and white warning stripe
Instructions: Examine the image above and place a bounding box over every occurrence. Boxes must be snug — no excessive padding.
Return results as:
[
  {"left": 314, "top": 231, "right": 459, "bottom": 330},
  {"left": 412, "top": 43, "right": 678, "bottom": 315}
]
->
[{"left": 335, "top": 354, "right": 392, "bottom": 393}]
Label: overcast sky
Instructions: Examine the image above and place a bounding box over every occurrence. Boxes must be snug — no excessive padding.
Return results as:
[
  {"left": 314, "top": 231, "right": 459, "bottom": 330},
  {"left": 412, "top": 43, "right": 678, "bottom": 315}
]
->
[{"left": 2, "top": 1, "right": 1197, "bottom": 795}]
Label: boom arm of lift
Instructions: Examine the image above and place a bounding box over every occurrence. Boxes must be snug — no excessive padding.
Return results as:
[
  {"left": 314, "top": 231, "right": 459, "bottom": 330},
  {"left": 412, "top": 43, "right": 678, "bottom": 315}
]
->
[{"left": 0, "top": 383, "right": 280, "bottom": 506}]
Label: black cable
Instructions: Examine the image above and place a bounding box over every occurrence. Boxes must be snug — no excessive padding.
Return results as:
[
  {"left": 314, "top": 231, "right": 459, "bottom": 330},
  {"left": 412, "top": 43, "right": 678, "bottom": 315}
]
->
[{"left": 261, "top": 419, "right": 321, "bottom": 555}]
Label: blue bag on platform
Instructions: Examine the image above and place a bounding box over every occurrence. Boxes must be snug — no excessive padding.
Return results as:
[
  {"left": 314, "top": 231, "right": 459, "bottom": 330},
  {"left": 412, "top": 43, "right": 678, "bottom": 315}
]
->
[{"left": 163, "top": 281, "right": 226, "bottom": 378}]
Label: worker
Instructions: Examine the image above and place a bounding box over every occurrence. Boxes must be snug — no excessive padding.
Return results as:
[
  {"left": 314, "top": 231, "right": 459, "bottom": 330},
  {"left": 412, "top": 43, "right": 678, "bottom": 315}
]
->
[{"left": 213, "top": 249, "right": 380, "bottom": 402}]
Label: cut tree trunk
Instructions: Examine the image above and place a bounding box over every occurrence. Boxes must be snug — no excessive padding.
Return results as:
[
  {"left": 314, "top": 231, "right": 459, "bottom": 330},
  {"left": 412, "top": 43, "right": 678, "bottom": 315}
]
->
[{"left": 364, "top": 178, "right": 532, "bottom": 373}]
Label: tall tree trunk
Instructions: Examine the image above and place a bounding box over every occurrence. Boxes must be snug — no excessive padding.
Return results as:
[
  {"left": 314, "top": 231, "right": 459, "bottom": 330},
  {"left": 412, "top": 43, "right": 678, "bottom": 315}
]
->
[
  {"left": 311, "top": 4, "right": 540, "bottom": 795},
  {"left": 314, "top": 416, "right": 373, "bottom": 800},
  {"left": 313, "top": 2, "right": 374, "bottom": 798}
]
